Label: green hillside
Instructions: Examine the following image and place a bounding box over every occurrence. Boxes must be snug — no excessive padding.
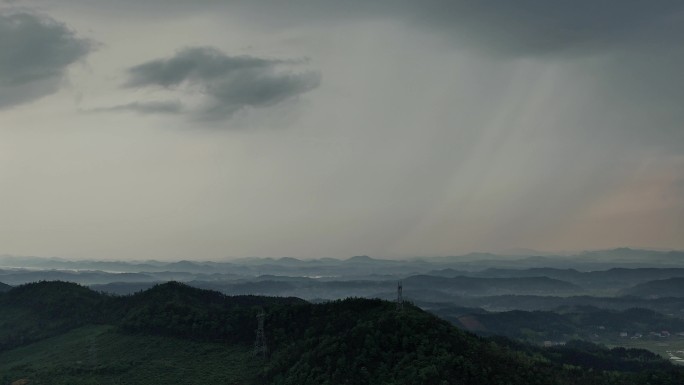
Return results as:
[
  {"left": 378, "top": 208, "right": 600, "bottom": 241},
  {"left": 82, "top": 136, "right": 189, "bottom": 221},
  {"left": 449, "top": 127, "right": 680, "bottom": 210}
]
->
[
  {"left": 0, "top": 325, "right": 257, "bottom": 385},
  {"left": 1, "top": 281, "right": 683, "bottom": 385}
]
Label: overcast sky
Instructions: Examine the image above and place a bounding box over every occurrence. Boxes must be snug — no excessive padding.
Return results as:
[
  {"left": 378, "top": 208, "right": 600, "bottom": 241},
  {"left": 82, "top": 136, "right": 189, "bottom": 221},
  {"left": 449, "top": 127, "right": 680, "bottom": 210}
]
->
[{"left": 1, "top": 1, "right": 683, "bottom": 260}]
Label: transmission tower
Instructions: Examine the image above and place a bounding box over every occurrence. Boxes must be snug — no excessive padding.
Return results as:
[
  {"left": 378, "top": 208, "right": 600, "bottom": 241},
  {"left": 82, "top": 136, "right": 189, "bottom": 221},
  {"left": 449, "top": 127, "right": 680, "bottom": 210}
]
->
[
  {"left": 254, "top": 309, "right": 267, "bottom": 358},
  {"left": 396, "top": 280, "right": 404, "bottom": 311}
]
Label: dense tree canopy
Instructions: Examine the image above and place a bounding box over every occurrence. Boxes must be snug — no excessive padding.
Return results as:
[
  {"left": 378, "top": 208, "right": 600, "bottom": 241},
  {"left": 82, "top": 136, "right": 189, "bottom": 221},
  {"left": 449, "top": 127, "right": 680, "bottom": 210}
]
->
[{"left": 1, "top": 282, "right": 683, "bottom": 385}]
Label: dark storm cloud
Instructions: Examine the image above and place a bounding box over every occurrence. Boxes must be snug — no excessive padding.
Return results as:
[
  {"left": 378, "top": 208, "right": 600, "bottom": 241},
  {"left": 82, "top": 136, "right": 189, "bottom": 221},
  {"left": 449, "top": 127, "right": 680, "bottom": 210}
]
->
[
  {"left": 402, "top": 0, "right": 684, "bottom": 56},
  {"left": 238, "top": 0, "right": 684, "bottom": 57},
  {"left": 47, "top": 0, "right": 684, "bottom": 56},
  {"left": 0, "top": 10, "right": 92, "bottom": 108},
  {"left": 120, "top": 47, "right": 320, "bottom": 120}
]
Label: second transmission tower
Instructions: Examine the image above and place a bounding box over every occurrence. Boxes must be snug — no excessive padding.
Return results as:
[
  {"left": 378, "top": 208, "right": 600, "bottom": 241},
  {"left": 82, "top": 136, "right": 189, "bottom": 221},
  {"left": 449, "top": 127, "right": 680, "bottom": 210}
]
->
[{"left": 254, "top": 309, "right": 267, "bottom": 358}]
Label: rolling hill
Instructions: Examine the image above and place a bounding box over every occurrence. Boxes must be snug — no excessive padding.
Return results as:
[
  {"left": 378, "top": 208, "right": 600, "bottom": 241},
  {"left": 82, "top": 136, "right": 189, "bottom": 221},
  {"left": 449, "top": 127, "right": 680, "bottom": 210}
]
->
[
  {"left": 1, "top": 281, "right": 683, "bottom": 385},
  {"left": 622, "top": 277, "right": 684, "bottom": 298},
  {"left": 442, "top": 306, "right": 684, "bottom": 343},
  {"left": 90, "top": 274, "right": 583, "bottom": 299},
  {"left": 402, "top": 275, "right": 581, "bottom": 295}
]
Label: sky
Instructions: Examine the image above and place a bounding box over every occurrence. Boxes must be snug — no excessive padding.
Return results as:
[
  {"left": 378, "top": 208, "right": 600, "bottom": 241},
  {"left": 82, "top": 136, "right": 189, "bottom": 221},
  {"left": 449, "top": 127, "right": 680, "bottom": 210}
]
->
[{"left": 1, "top": 1, "right": 683, "bottom": 260}]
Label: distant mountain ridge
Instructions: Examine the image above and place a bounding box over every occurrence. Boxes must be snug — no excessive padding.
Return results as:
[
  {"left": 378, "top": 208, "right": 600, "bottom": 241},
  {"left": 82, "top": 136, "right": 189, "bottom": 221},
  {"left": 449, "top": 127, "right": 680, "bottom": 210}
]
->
[
  {"left": 89, "top": 274, "right": 582, "bottom": 298},
  {"left": 3, "top": 247, "right": 683, "bottom": 272},
  {"left": 621, "top": 277, "right": 684, "bottom": 298},
  {"left": 3, "top": 249, "right": 684, "bottom": 296},
  {"left": 403, "top": 275, "right": 580, "bottom": 295}
]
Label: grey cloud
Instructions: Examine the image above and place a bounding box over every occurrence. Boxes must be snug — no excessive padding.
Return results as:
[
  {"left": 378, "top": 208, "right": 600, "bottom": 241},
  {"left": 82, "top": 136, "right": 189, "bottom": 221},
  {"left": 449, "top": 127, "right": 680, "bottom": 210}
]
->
[
  {"left": 47, "top": 0, "right": 684, "bottom": 57},
  {"left": 121, "top": 47, "right": 320, "bottom": 121},
  {"left": 0, "top": 10, "right": 92, "bottom": 108},
  {"left": 402, "top": 0, "right": 684, "bottom": 56},
  {"left": 90, "top": 100, "right": 183, "bottom": 115},
  {"left": 228, "top": 0, "right": 684, "bottom": 57},
  {"left": 125, "top": 49, "right": 280, "bottom": 88}
]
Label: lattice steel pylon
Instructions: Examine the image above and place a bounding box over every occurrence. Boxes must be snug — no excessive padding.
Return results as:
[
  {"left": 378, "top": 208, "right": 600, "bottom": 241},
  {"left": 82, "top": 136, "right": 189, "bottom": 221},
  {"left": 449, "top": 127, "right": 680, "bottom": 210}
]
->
[
  {"left": 254, "top": 309, "right": 267, "bottom": 358},
  {"left": 396, "top": 280, "right": 404, "bottom": 311}
]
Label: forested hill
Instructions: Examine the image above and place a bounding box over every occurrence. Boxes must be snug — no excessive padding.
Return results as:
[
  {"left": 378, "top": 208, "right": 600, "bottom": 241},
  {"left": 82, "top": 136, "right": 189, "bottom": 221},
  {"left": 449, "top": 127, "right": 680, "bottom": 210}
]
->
[
  {"left": 0, "top": 282, "right": 9, "bottom": 292},
  {"left": 621, "top": 277, "right": 684, "bottom": 298},
  {"left": 1, "top": 281, "right": 684, "bottom": 385}
]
